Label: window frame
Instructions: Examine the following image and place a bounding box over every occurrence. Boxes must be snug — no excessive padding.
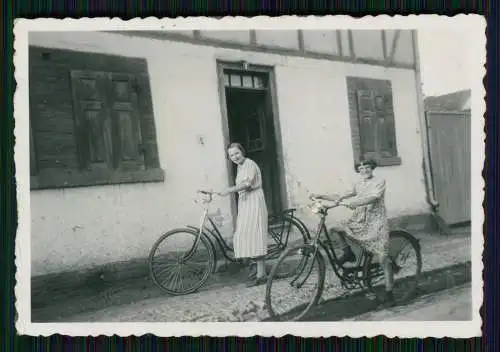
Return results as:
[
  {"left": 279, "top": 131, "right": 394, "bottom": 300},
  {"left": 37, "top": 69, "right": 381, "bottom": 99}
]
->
[{"left": 346, "top": 76, "right": 402, "bottom": 168}]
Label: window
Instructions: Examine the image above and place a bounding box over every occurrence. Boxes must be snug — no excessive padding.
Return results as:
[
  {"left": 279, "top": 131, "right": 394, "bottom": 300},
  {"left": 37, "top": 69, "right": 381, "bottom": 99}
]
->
[
  {"left": 224, "top": 72, "right": 267, "bottom": 90},
  {"left": 29, "top": 47, "right": 164, "bottom": 189},
  {"left": 346, "top": 77, "right": 402, "bottom": 167}
]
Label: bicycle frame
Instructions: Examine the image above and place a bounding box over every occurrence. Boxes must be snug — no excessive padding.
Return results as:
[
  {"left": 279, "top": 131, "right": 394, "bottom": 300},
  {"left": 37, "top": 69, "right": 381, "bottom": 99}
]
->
[
  {"left": 292, "top": 203, "right": 378, "bottom": 290},
  {"left": 186, "top": 196, "right": 237, "bottom": 263},
  {"left": 187, "top": 193, "right": 312, "bottom": 264},
  {"left": 268, "top": 209, "right": 312, "bottom": 254}
]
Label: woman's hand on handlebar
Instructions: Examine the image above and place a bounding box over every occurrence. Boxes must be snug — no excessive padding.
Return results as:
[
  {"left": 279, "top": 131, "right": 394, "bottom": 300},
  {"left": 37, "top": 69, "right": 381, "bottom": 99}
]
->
[
  {"left": 309, "top": 193, "right": 324, "bottom": 201},
  {"left": 198, "top": 189, "right": 213, "bottom": 195},
  {"left": 311, "top": 198, "right": 336, "bottom": 208},
  {"left": 198, "top": 189, "right": 226, "bottom": 197},
  {"left": 338, "top": 200, "right": 355, "bottom": 210},
  {"left": 309, "top": 194, "right": 354, "bottom": 210},
  {"left": 324, "top": 199, "right": 340, "bottom": 209}
]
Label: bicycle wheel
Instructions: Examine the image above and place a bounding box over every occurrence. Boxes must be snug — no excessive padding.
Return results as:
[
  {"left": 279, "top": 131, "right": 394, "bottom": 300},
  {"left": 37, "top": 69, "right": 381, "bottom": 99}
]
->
[
  {"left": 266, "top": 215, "right": 310, "bottom": 279},
  {"left": 148, "top": 228, "right": 215, "bottom": 295},
  {"left": 265, "top": 244, "right": 325, "bottom": 321},
  {"left": 363, "top": 230, "right": 422, "bottom": 303}
]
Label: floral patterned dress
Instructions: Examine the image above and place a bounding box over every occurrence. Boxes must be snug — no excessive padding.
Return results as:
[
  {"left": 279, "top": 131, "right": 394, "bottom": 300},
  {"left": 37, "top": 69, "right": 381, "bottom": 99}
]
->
[
  {"left": 232, "top": 158, "right": 269, "bottom": 259},
  {"left": 338, "top": 176, "right": 390, "bottom": 260}
]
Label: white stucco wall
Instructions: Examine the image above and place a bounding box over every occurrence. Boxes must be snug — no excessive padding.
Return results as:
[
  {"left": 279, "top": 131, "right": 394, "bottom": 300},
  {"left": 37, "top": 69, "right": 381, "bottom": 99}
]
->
[{"left": 29, "top": 31, "right": 430, "bottom": 276}]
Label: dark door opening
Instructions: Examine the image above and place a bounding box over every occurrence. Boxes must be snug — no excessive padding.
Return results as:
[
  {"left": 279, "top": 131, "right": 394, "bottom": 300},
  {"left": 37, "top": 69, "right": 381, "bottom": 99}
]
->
[{"left": 224, "top": 72, "right": 283, "bottom": 217}]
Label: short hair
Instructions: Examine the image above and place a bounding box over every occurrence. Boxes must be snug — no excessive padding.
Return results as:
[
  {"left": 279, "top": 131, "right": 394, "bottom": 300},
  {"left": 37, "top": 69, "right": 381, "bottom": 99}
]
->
[
  {"left": 227, "top": 142, "right": 246, "bottom": 156},
  {"left": 354, "top": 158, "right": 378, "bottom": 173}
]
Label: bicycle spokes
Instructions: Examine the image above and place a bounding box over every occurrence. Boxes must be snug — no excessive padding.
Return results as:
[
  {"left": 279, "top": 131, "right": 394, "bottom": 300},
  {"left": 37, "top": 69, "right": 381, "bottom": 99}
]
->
[
  {"left": 149, "top": 229, "right": 214, "bottom": 295},
  {"left": 391, "top": 242, "right": 418, "bottom": 279},
  {"left": 152, "top": 250, "right": 208, "bottom": 289},
  {"left": 363, "top": 231, "right": 422, "bottom": 303}
]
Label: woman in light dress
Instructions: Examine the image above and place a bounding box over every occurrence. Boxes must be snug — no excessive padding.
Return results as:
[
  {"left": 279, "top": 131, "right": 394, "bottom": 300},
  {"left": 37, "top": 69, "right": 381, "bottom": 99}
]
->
[
  {"left": 215, "top": 143, "right": 269, "bottom": 287},
  {"left": 311, "top": 158, "right": 395, "bottom": 307}
]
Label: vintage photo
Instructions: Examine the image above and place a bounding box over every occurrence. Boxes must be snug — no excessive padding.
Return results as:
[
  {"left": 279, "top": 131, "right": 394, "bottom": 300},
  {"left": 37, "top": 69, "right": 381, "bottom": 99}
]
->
[{"left": 14, "top": 15, "right": 485, "bottom": 337}]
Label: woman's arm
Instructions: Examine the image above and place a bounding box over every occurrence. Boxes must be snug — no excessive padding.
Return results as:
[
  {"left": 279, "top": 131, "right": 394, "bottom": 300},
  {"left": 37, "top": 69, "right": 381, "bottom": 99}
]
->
[
  {"left": 312, "top": 187, "right": 356, "bottom": 202},
  {"left": 338, "top": 189, "right": 357, "bottom": 201},
  {"left": 218, "top": 182, "right": 250, "bottom": 196},
  {"left": 218, "top": 160, "right": 257, "bottom": 196},
  {"left": 343, "top": 179, "right": 386, "bottom": 207}
]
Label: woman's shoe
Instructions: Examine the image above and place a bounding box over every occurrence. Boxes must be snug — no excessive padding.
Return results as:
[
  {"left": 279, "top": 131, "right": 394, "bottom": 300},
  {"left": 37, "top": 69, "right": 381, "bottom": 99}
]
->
[
  {"left": 338, "top": 246, "right": 356, "bottom": 266},
  {"left": 378, "top": 290, "right": 396, "bottom": 309},
  {"left": 246, "top": 276, "right": 267, "bottom": 288}
]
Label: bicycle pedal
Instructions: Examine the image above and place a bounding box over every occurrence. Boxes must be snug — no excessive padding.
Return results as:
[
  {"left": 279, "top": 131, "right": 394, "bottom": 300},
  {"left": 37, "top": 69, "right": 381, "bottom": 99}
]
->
[
  {"left": 369, "top": 267, "right": 383, "bottom": 273},
  {"left": 341, "top": 265, "right": 359, "bottom": 272}
]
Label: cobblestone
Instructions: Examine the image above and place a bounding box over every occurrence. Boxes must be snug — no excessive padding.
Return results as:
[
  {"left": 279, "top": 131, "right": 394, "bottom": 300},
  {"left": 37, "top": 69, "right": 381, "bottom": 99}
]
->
[
  {"left": 65, "top": 227, "right": 471, "bottom": 322},
  {"left": 344, "top": 282, "right": 472, "bottom": 321}
]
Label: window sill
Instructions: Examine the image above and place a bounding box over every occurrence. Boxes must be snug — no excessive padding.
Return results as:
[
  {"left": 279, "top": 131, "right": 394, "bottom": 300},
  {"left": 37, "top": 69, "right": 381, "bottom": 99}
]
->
[
  {"left": 30, "top": 168, "right": 165, "bottom": 190},
  {"left": 377, "top": 156, "right": 402, "bottom": 167}
]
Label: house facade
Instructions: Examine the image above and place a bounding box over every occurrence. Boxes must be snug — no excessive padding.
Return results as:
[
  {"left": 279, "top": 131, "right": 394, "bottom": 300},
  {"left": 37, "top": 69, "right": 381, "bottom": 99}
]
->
[{"left": 29, "top": 29, "right": 431, "bottom": 278}]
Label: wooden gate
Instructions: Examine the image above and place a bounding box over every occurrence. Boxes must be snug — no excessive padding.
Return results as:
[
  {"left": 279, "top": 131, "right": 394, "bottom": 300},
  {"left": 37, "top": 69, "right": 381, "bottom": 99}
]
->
[{"left": 426, "top": 111, "right": 471, "bottom": 225}]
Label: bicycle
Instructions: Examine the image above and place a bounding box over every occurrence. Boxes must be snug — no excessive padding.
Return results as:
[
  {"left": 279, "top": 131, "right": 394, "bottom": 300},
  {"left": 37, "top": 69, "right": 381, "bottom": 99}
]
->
[
  {"left": 265, "top": 198, "right": 422, "bottom": 321},
  {"left": 148, "top": 190, "right": 312, "bottom": 296}
]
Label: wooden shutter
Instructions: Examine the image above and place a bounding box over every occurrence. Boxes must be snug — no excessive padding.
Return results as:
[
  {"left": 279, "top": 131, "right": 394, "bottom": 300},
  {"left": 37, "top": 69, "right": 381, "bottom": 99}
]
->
[
  {"left": 373, "top": 87, "right": 397, "bottom": 158},
  {"left": 135, "top": 73, "right": 160, "bottom": 169},
  {"left": 347, "top": 77, "right": 401, "bottom": 167},
  {"left": 29, "top": 64, "right": 80, "bottom": 176},
  {"left": 356, "top": 89, "right": 378, "bottom": 159},
  {"left": 70, "top": 70, "right": 113, "bottom": 170},
  {"left": 108, "top": 73, "right": 144, "bottom": 171}
]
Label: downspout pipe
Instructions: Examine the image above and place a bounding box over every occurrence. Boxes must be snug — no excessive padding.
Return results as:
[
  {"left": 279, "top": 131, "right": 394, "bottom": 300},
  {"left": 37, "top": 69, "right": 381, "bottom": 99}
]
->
[{"left": 412, "top": 30, "right": 440, "bottom": 211}]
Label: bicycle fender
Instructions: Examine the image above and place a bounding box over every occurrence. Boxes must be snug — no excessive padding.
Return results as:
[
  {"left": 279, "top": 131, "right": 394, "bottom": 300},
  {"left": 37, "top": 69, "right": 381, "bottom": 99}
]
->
[{"left": 389, "top": 228, "right": 422, "bottom": 249}]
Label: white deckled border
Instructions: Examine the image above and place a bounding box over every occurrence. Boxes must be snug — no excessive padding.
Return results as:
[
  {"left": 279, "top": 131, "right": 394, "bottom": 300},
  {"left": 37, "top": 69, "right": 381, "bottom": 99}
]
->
[{"left": 14, "top": 14, "right": 486, "bottom": 338}]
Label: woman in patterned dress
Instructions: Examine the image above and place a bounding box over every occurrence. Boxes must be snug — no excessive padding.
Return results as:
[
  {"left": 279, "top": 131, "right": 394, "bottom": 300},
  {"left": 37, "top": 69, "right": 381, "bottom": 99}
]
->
[
  {"left": 310, "top": 159, "right": 395, "bottom": 307},
  {"left": 216, "top": 143, "right": 269, "bottom": 287}
]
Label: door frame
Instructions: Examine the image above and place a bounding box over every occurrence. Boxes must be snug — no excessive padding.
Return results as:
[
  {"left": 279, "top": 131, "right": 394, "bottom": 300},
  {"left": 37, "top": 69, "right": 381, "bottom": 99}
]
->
[{"left": 215, "top": 60, "right": 288, "bottom": 228}]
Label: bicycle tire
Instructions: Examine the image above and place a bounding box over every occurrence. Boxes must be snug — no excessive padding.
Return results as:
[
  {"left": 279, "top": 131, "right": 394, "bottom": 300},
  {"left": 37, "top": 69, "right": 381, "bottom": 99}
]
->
[
  {"left": 363, "top": 229, "right": 422, "bottom": 303},
  {"left": 265, "top": 244, "right": 326, "bottom": 321},
  {"left": 148, "top": 228, "right": 215, "bottom": 296}
]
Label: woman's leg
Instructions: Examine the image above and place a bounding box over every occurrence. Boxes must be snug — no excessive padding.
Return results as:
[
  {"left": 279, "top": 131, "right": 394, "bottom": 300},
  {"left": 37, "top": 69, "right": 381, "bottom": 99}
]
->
[
  {"left": 331, "top": 227, "right": 356, "bottom": 265},
  {"left": 247, "top": 259, "right": 256, "bottom": 278},
  {"left": 381, "top": 255, "right": 394, "bottom": 290},
  {"left": 246, "top": 258, "right": 267, "bottom": 287},
  {"left": 380, "top": 254, "right": 395, "bottom": 306},
  {"left": 256, "top": 259, "right": 266, "bottom": 279}
]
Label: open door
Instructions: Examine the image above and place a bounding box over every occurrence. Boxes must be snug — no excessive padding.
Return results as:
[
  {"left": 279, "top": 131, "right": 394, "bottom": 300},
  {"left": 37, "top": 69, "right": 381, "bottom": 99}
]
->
[{"left": 223, "top": 69, "right": 284, "bottom": 217}]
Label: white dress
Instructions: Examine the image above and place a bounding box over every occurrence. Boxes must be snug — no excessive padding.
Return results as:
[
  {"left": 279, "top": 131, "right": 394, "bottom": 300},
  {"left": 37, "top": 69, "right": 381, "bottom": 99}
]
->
[{"left": 232, "top": 158, "right": 268, "bottom": 259}]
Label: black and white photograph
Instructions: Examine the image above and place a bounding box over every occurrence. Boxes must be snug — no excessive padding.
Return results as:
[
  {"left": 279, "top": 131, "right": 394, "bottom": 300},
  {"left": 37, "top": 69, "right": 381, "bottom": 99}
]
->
[{"left": 14, "top": 15, "right": 484, "bottom": 337}]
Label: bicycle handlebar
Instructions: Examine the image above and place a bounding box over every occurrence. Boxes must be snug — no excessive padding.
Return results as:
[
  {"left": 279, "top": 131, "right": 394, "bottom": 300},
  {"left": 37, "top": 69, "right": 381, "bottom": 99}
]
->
[
  {"left": 192, "top": 190, "right": 349, "bottom": 214},
  {"left": 307, "top": 198, "right": 351, "bottom": 215},
  {"left": 193, "top": 190, "right": 215, "bottom": 208}
]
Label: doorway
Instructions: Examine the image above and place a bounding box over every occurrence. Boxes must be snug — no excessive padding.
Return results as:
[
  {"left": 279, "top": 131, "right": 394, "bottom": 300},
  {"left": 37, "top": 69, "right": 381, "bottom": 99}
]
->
[{"left": 219, "top": 66, "right": 285, "bottom": 217}]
